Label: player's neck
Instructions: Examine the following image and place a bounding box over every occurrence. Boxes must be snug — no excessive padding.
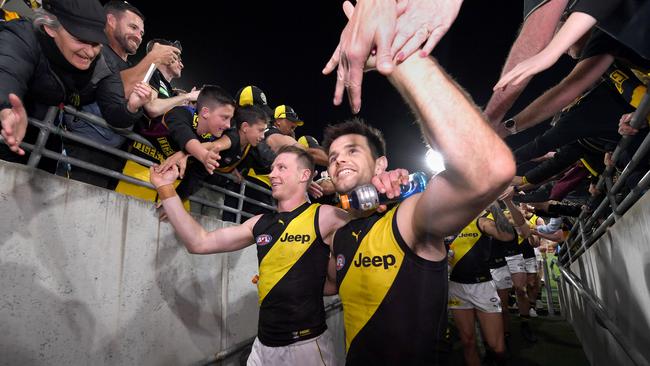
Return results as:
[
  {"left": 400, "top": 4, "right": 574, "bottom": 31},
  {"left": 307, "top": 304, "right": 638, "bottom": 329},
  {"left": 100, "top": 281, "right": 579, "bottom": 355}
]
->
[{"left": 277, "top": 195, "right": 308, "bottom": 213}]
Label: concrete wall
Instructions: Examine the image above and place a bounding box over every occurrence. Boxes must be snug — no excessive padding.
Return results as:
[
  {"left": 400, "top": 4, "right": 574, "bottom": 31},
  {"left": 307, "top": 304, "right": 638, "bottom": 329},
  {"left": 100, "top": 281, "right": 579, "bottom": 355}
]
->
[
  {"left": 0, "top": 162, "right": 344, "bottom": 366},
  {"left": 560, "top": 191, "right": 650, "bottom": 366}
]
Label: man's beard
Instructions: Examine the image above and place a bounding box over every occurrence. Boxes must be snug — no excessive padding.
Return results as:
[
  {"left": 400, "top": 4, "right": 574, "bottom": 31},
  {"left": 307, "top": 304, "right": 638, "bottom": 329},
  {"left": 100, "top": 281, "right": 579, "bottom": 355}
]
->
[{"left": 117, "top": 31, "right": 138, "bottom": 55}]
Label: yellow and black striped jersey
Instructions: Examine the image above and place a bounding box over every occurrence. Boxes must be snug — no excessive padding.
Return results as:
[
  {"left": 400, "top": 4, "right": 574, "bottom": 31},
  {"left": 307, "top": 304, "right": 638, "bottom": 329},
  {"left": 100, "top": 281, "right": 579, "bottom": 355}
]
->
[
  {"left": 449, "top": 218, "right": 492, "bottom": 284},
  {"left": 252, "top": 202, "right": 330, "bottom": 346},
  {"left": 334, "top": 205, "right": 448, "bottom": 365}
]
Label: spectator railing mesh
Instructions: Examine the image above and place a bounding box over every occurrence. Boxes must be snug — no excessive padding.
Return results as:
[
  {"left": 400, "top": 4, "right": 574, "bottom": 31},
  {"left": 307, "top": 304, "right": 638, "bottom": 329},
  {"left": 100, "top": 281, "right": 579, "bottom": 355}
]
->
[
  {"left": 0, "top": 105, "right": 275, "bottom": 223},
  {"left": 559, "top": 91, "right": 650, "bottom": 265}
]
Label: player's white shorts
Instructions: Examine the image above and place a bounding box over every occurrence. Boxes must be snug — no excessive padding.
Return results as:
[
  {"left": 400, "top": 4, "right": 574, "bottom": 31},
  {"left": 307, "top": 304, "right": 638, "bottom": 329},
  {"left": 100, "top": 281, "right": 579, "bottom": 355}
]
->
[
  {"left": 247, "top": 330, "right": 337, "bottom": 366},
  {"left": 490, "top": 265, "right": 513, "bottom": 290},
  {"left": 524, "top": 257, "right": 538, "bottom": 273},
  {"left": 505, "top": 254, "right": 526, "bottom": 274},
  {"left": 448, "top": 280, "right": 502, "bottom": 313}
]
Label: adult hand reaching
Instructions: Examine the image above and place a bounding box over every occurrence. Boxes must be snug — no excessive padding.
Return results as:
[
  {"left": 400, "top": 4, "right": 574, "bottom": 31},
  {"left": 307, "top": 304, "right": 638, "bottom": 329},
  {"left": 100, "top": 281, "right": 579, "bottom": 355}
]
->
[
  {"left": 127, "top": 81, "right": 155, "bottom": 113},
  {"left": 0, "top": 94, "right": 28, "bottom": 155},
  {"left": 493, "top": 49, "right": 558, "bottom": 90},
  {"left": 390, "top": 0, "right": 463, "bottom": 60},
  {"left": 322, "top": 0, "right": 397, "bottom": 113},
  {"left": 323, "top": 0, "right": 463, "bottom": 113},
  {"left": 150, "top": 164, "right": 179, "bottom": 188}
]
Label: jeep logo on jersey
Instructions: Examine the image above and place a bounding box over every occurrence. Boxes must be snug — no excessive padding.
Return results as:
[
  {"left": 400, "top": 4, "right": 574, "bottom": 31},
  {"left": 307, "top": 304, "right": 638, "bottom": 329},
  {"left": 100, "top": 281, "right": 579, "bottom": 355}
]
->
[
  {"left": 256, "top": 234, "right": 272, "bottom": 246},
  {"left": 457, "top": 232, "right": 479, "bottom": 238},
  {"left": 336, "top": 254, "right": 345, "bottom": 271},
  {"left": 279, "top": 232, "right": 311, "bottom": 244},
  {"left": 353, "top": 252, "right": 396, "bottom": 269}
]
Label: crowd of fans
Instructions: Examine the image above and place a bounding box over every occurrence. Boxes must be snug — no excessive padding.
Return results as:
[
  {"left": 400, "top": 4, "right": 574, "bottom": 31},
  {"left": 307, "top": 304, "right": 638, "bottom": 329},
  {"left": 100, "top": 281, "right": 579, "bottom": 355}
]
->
[{"left": 1, "top": 0, "right": 648, "bottom": 365}]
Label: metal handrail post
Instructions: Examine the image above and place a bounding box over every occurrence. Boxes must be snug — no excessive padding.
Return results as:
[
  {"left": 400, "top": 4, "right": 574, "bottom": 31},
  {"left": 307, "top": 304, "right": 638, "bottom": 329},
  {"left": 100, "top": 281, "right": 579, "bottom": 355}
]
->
[
  {"left": 236, "top": 181, "right": 246, "bottom": 224},
  {"left": 578, "top": 220, "right": 589, "bottom": 255},
  {"left": 28, "top": 118, "right": 156, "bottom": 168},
  {"left": 616, "top": 169, "right": 650, "bottom": 215},
  {"left": 62, "top": 105, "right": 154, "bottom": 148},
  {"left": 559, "top": 265, "right": 646, "bottom": 366},
  {"left": 604, "top": 175, "right": 620, "bottom": 221},
  {"left": 27, "top": 106, "right": 58, "bottom": 167},
  {"left": 541, "top": 255, "right": 555, "bottom": 315}
]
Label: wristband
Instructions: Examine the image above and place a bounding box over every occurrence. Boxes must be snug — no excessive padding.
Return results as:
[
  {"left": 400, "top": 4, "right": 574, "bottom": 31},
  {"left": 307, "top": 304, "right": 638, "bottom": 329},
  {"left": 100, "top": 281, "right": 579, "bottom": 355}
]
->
[{"left": 157, "top": 184, "right": 177, "bottom": 200}]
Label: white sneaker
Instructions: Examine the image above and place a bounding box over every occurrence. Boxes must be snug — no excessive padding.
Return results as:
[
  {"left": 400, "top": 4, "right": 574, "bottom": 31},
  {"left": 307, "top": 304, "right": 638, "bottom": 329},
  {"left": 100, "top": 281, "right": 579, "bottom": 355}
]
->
[
  {"left": 536, "top": 300, "right": 544, "bottom": 309},
  {"left": 529, "top": 308, "right": 538, "bottom": 318}
]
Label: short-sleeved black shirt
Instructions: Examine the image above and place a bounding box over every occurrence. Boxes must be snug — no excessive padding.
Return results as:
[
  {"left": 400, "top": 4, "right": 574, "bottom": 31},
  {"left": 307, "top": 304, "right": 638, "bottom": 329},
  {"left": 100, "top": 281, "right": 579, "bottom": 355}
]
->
[
  {"left": 580, "top": 28, "right": 650, "bottom": 72},
  {"left": 165, "top": 106, "right": 216, "bottom": 152}
]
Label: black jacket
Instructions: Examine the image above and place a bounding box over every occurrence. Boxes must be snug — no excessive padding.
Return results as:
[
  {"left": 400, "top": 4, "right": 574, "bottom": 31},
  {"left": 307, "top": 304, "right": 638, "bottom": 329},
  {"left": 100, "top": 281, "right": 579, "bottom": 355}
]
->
[{"left": 0, "top": 19, "right": 141, "bottom": 127}]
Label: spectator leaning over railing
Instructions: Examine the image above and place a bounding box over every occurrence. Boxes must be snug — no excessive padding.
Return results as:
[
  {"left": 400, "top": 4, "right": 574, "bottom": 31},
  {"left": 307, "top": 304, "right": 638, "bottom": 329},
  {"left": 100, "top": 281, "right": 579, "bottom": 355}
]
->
[
  {"left": 494, "top": 0, "right": 638, "bottom": 92},
  {"left": 114, "top": 38, "right": 199, "bottom": 199},
  {"left": 0, "top": 0, "right": 152, "bottom": 173},
  {"left": 62, "top": 0, "right": 150, "bottom": 189},
  {"left": 115, "top": 85, "right": 235, "bottom": 205},
  {"left": 503, "top": 28, "right": 648, "bottom": 163},
  {"left": 484, "top": 0, "right": 570, "bottom": 130},
  {"left": 158, "top": 104, "right": 269, "bottom": 212}
]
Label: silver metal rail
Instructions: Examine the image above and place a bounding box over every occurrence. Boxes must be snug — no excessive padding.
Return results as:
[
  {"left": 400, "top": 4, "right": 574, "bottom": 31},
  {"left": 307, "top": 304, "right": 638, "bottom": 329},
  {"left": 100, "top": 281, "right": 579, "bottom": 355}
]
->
[
  {"left": 1, "top": 105, "right": 276, "bottom": 223},
  {"left": 560, "top": 91, "right": 650, "bottom": 265},
  {"left": 559, "top": 266, "right": 646, "bottom": 366}
]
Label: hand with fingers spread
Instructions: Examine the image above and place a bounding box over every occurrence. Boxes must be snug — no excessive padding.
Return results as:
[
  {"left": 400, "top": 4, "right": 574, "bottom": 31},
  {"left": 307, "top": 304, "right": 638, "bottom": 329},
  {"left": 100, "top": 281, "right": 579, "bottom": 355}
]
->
[
  {"left": 127, "top": 81, "right": 155, "bottom": 113},
  {"left": 157, "top": 150, "right": 189, "bottom": 178},
  {"left": 0, "top": 93, "right": 28, "bottom": 155},
  {"left": 390, "top": 0, "right": 463, "bottom": 62},
  {"left": 323, "top": 0, "right": 397, "bottom": 113},
  {"left": 198, "top": 148, "right": 220, "bottom": 174},
  {"left": 493, "top": 49, "right": 558, "bottom": 90},
  {"left": 323, "top": 0, "right": 462, "bottom": 113},
  {"left": 371, "top": 168, "right": 410, "bottom": 212},
  {"left": 494, "top": 12, "right": 597, "bottom": 91},
  {"left": 150, "top": 164, "right": 179, "bottom": 188}
]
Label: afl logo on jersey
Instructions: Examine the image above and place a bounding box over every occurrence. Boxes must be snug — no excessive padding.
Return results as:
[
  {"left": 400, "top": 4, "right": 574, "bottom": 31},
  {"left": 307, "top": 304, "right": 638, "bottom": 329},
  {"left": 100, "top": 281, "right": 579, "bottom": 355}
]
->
[
  {"left": 336, "top": 254, "right": 346, "bottom": 271},
  {"left": 256, "top": 234, "right": 272, "bottom": 246}
]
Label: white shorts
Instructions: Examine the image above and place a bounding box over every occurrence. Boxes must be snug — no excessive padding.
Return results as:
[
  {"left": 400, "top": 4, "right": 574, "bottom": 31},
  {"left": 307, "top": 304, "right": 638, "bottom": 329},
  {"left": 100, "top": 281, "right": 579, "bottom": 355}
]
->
[
  {"left": 490, "top": 265, "right": 513, "bottom": 290},
  {"left": 247, "top": 330, "right": 338, "bottom": 366},
  {"left": 505, "top": 254, "right": 526, "bottom": 274},
  {"left": 524, "top": 257, "right": 538, "bottom": 273},
  {"left": 448, "top": 281, "right": 502, "bottom": 313}
]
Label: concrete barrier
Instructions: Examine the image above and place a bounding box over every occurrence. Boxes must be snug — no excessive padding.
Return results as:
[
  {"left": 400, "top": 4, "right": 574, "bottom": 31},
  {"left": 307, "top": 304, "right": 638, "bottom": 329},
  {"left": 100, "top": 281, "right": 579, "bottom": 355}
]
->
[
  {"left": 560, "top": 191, "right": 650, "bottom": 366},
  {"left": 0, "top": 161, "right": 344, "bottom": 365}
]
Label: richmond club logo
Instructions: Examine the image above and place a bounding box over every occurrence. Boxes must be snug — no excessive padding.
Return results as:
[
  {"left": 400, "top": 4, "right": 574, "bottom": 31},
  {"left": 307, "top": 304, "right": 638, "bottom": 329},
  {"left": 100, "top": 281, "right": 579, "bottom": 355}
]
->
[
  {"left": 256, "top": 234, "right": 272, "bottom": 246},
  {"left": 336, "top": 254, "right": 346, "bottom": 271}
]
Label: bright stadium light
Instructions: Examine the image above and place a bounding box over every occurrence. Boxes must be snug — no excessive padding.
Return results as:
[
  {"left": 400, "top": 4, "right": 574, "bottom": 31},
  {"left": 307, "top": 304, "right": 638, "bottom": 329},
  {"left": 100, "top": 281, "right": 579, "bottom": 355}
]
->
[{"left": 425, "top": 148, "right": 445, "bottom": 175}]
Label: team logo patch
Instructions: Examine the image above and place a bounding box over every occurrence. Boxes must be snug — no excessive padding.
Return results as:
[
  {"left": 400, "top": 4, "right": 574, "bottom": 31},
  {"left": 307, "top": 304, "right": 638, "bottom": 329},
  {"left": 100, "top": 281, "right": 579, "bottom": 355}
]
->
[
  {"left": 336, "top": 254, "right": 345, "bottom": 271},
  {"left": 256, "top": 234, "right": 272, "bottom": 246}
]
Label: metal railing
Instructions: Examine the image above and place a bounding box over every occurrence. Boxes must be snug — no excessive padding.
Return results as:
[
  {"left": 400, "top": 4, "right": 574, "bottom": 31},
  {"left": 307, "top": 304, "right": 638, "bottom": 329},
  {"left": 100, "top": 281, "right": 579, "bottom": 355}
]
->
[
  {"left": 559, "top": 266, "right": 647, "bottom": 366},
  {"left": 0, "top": 105, "right": 275, "bottom": 223},
  {"left": 559, "top": 91, "right": 650, "bottom": 265}
]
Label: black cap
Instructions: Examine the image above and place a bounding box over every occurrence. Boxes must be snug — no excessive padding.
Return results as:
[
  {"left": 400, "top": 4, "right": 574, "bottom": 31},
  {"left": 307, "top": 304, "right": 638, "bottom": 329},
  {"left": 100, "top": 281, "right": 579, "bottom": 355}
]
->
[
  {"left": 42, "top": 0, "right": 108, "bottom": 44},
  {"left": 274, "top": 105, "right": 303, "bottom": 126},
  {"left": 236, "top": 85, "right": 273, "bottom": 118}
]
